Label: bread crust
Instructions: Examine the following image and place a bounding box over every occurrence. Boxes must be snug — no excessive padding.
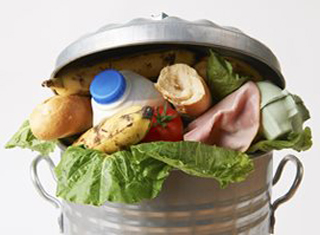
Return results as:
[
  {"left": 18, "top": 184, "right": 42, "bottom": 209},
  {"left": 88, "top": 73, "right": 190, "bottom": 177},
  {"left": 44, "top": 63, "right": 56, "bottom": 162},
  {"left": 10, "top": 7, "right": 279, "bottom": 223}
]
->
[
  {"left": 175, "top": 78, "right": 212, "bottom": 117},
  {"left": 29, "top": 95, "right": 92, "bottom": 140},
  {"left": 155, "top": 64, "right": 212, "bottom": 117}
]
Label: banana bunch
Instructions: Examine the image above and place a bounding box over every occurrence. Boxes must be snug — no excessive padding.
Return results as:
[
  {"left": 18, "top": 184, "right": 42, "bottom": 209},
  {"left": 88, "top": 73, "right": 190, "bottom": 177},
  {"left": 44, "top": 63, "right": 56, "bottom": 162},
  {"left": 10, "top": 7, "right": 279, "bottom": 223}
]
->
[
  {"left": 43, "top": 49, "right": 197, "bottom": 96},
  {"left": 73, "top": 106, "right": 153, "bottom": 154}
]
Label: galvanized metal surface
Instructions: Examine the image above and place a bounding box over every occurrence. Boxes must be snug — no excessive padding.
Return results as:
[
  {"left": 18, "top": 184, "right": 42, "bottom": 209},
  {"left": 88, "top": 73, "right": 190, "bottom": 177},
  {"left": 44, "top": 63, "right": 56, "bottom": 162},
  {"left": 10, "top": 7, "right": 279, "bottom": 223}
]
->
[
  {"left": 52, "top": 14, "right": 285, "bottom": 88},
  {"left": 62, "top": 152, "right": 272, "bottom": 235},
  {"left": 269, "top": 155, "right": 304, "bottom": 234},
  {"left": 31, "top": 153, "right": 304, "bottom": 235},
  {"left": 30, "top": 155, "right": 64, "bottom": 233}
]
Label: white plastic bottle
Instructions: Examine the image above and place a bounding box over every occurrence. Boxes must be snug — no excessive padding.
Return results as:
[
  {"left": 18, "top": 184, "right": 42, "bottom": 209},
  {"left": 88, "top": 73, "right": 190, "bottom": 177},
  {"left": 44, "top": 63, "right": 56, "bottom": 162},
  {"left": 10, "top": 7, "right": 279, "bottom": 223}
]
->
[{"left": 90, "top": 69, "right": 165, "bottom": 125}]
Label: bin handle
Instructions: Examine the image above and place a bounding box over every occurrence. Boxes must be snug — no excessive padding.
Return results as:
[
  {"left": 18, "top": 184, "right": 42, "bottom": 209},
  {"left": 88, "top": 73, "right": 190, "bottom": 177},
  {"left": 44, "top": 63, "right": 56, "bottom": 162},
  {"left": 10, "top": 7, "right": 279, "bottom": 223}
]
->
[
  {"left": 30, "top": 155, "right": 64, "bottom": 233},
  {"left": 270, "top": 154, "right": 304, "bottom": 234}
]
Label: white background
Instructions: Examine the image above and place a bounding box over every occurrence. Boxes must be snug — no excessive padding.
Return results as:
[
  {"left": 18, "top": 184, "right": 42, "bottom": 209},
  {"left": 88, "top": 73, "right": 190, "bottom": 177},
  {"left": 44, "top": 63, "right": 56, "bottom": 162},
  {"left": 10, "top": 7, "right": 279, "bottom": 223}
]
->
[{"left": 0, "top": 0, "right": 319, "bottom": 234}]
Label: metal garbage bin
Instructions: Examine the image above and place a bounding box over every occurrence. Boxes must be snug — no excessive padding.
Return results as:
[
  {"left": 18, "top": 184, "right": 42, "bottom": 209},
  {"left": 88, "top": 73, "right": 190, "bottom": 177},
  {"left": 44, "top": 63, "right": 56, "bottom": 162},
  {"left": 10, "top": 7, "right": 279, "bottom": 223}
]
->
[{"left": 30, "top": 14, "right": 304, "bottom": 235}]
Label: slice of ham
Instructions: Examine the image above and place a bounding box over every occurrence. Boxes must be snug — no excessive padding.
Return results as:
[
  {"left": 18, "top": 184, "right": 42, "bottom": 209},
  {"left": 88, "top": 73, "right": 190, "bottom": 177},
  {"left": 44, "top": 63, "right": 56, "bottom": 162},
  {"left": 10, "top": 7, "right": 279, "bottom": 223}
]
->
[{"left": 184, "top": 81, "right": 260, "bottom": 152}]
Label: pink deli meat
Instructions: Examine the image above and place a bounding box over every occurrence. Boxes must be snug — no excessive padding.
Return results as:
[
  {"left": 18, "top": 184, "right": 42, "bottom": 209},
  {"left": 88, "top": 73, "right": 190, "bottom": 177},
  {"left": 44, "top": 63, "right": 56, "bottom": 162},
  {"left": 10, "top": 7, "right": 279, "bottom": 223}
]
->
[{"left": 184, "top": 81, "right": 260, "bottom": 152}]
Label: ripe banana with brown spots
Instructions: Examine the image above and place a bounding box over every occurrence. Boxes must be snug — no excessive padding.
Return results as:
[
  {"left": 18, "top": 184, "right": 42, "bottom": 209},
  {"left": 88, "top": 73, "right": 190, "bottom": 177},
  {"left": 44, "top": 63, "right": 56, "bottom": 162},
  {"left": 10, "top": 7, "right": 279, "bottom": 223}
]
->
[
  {"left": 43, "top": 49, "right": 197, "bottom": 96},
  {"left": 194, "top": 56, "right": 262, "bottom": 81},
  {"left": 73, "top": 106, "right": 153, "bottom": 154}
]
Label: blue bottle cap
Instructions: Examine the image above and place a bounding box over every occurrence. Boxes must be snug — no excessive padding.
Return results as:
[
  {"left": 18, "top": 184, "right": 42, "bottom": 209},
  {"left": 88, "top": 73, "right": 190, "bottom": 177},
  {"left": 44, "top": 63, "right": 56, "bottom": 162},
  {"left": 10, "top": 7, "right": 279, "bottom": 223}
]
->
[{"left": 90, "top": 70, "right": 127, "bottom": 104}]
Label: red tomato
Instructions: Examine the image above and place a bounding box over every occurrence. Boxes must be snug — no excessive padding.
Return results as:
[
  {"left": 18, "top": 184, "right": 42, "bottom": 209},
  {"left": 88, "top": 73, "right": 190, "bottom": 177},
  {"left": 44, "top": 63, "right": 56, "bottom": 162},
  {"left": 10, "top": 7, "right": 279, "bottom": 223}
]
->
[{"left": 142, "top": 104, "right": 183, "bottom": 142}]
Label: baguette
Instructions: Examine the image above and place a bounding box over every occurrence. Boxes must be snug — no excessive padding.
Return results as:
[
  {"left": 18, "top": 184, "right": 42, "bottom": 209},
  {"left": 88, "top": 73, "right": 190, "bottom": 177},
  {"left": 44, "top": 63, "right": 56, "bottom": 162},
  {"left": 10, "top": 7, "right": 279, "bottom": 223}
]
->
[
  {"left": 155, "top": 64, "right": 212, "bottom": 117},
  {"left": 29, "top": 95, "right": 92, "bottom": 140}
]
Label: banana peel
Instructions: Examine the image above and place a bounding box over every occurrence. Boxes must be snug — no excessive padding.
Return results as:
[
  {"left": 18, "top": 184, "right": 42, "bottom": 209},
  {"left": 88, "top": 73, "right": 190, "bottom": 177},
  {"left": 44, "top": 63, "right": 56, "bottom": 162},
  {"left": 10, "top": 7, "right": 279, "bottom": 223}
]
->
[
  {"left": 43, "top": 49, "right": 197, "bottom": 96},
  {"left": 194, "top": 56, "right": 262, "bottom": 81},
  {"left": 73, "top": 106, "right": 153, "bottom": 154}
]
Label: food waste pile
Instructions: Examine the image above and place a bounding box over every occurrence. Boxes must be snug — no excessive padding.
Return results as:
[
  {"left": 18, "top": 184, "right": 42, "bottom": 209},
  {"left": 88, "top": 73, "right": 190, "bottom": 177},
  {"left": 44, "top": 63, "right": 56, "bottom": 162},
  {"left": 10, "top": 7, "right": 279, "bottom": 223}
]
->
[{"left": 6, "top": 49, "right": 312, "bottom": 206}]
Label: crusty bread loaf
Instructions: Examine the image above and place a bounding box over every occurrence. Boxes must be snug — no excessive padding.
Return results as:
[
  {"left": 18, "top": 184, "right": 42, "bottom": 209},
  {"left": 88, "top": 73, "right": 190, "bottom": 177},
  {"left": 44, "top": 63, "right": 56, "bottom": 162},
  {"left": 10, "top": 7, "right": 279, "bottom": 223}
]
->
[
  {"left": 155, "top": 64, "right": 212, "bottom": 117},
  {"left": 29, "top": 95, "right": 92, "bottom": 140}
]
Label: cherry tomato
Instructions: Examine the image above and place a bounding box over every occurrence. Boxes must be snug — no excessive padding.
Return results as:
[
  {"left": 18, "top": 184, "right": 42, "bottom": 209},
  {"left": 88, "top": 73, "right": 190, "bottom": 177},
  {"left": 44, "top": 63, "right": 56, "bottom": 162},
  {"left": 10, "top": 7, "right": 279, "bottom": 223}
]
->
[{"left": 142, "top": 104, "right": 183, "bottom": 142}]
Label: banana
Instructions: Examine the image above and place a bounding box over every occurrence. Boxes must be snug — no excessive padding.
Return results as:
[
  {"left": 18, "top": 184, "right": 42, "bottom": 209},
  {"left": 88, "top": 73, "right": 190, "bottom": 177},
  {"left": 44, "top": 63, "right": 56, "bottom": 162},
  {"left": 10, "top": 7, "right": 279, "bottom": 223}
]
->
[
  {"left": 43, "top": 49, "right": 197, "bottom": 96},
  {"left": 193, "top": 56, "right": 262, "bottom": 82},
  {"left": 73, "top": 106, "right": 154, "bottom": 154},
  {"left": 193, "top": 58, "right": 207, "bottom": 79},
  {"left": 224, "top": 56, "right": 262, "bottom": 81}
]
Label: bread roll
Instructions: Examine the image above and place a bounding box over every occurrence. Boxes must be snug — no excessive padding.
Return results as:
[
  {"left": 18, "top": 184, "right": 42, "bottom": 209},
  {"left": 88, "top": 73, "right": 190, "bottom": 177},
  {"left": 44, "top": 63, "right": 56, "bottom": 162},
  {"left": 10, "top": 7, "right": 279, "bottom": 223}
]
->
[
  {"left": 29, "top": 95, "right": 92, "bottom": 140},
  {"left": 155, "top": 64, "right": 212, "bottom": 117}
]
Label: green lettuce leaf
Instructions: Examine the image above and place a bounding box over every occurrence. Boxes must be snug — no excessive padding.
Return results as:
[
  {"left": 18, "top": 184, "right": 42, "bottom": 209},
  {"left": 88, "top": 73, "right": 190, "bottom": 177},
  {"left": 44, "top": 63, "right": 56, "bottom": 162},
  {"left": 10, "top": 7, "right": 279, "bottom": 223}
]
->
[
  {"left": 248, "top": 127, "right": 312, "bottom": 153},
  {"left": 5, "top": 120, "right": 56, "bottom": 156},
  {"left": 132, "top": 141, "right": 253, "bottom": 187},
  {"left": 207, "top": 50, "right": 249, "bottom": 100},
  {"left": 55, "top": 141, "right": 254, "bottom": 206},
  {"left": 55, "top": 146, "right": 172, "bottom": 206}
]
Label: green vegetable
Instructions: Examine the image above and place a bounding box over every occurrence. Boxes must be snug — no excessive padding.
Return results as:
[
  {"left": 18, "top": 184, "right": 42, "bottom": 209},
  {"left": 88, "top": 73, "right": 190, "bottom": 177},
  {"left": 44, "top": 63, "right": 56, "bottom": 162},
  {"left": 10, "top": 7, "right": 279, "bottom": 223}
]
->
[
  {"left": 55, "top": 141, "right": 253, "bottom": 206},
  {"left": 248, "top": 127, "right": 312, "bottom": 153},
  {"left": 55, "top": 146, "right": 172, "bottom": 206},
  {"left": 207, "top": 50, "right": 249, "bottom": 100},
  {"left": 133, "top": 141, "right": 253, "bottom": 187},
  {"left": 5, "top": 120, "right": 56, "bottom": 156},
  {"left": 292, "top": 94, "right": 310, "bottom": 122}
]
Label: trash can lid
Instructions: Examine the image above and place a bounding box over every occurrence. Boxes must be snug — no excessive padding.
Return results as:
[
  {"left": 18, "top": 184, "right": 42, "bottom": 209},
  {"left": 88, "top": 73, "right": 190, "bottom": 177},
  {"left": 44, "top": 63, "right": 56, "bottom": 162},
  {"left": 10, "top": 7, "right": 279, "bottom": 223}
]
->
[{"left": 52, "top": 13, "right": 285, "bottom": 88}]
